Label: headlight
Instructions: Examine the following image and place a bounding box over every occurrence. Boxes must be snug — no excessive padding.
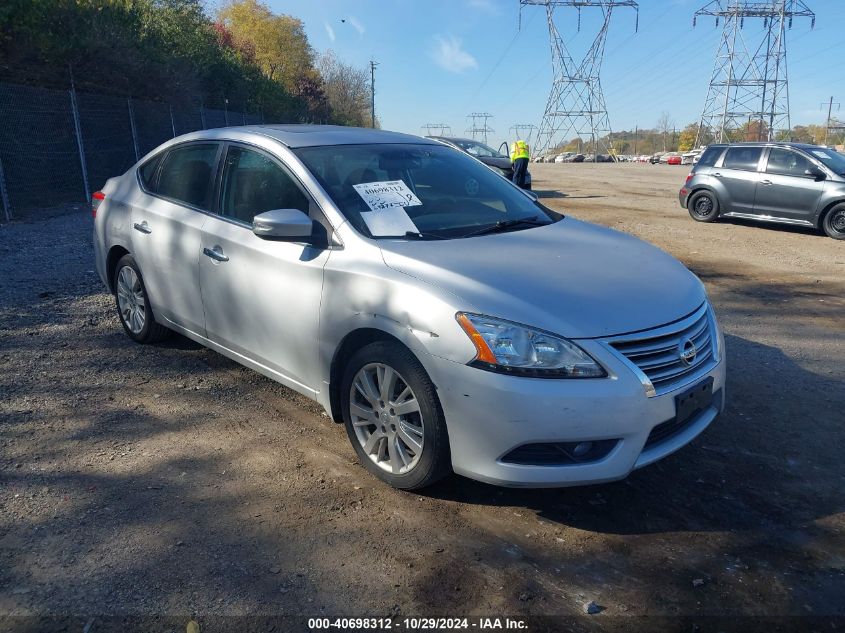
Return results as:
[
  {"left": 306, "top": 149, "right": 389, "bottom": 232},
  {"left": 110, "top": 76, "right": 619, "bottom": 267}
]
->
[{"left": 456, "top": 313, "right": 606, "bottom": 378}]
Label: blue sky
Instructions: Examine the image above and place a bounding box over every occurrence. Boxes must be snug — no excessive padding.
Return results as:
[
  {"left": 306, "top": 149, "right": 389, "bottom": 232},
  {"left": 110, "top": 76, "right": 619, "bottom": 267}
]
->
[{"left": 263, "top": 0, "right": 845, "bottom": 150}]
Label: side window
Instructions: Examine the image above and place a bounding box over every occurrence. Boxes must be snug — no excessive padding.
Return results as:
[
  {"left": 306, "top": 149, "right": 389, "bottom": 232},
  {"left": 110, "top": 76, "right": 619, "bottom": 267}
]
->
[
  {"left": 139, "top": 154, "right": 162, "bottom": 191},
  {"left": 219, "top": 146, "right": 310, "bottom": 225},
  {"left": 722, "top": 146, "right": 763, "bottom": 171},
  {"left": 765, "top": 148, "right": 813, "bottom": 177},
  {"left": 697, "top": 145, "right": 724, "bottom": 168},
  {"left": 156, "top": 144, "right": 219, "bottom": 209}
]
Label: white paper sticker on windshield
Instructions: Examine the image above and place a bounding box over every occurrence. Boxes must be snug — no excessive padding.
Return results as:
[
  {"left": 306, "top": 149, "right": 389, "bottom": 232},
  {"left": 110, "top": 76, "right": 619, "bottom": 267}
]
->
[
  {"left": 811, "top": 150, "right": 829, "bottom": 159},
  {"left": 353, "top": 180, "right": 422, "bottom": 211},
  {"left": 353, "top": 180, "right": 422, "bottom": 236}
]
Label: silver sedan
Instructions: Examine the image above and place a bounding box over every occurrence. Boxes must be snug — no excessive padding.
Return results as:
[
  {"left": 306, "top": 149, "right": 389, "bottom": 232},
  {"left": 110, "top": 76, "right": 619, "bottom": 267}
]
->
[{"left": 93, "top": 125, "right": 726, "bottom": 489}]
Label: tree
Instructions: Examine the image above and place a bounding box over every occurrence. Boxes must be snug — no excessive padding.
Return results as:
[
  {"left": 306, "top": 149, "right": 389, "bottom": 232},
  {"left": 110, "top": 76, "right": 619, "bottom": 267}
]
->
[
  {"left": 217, "top": 0, "right": 316, "bottom": 91},
  {"left": 678, "top": 123, "right": 699, "bottom": 152},
  {"left": 318, "top": 51, "right": 372, "bottom": 128},
  {"left": 656, "top": 112, "right": 674, "bottom": 152}
]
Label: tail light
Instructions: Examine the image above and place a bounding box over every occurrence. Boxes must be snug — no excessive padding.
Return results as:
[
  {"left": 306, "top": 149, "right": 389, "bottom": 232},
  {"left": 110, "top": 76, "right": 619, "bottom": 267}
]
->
[
  {"left": 685, "top": 173, "right": 694, "bottom": 185},
  {"left": 92, "top": 191, "right": 105, "bottom": 218}
]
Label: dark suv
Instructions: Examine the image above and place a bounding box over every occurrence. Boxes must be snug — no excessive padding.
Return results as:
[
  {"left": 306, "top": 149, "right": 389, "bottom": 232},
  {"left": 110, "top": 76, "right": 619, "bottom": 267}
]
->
[
  {"left": 679, "top": 142, "right": 845, "bottom": 239},
  {"left": 427, "top": 136, "right": 532, "bottom": 190}
]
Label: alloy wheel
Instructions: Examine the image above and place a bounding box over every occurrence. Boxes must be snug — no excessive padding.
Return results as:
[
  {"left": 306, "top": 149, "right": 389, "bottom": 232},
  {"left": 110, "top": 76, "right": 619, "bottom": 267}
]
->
[
  {"left": 349, "top": 363, "right": 425, "bottom": 474},
  {"left": 116, "top": 266, "right": 146, "bottom": 334}
]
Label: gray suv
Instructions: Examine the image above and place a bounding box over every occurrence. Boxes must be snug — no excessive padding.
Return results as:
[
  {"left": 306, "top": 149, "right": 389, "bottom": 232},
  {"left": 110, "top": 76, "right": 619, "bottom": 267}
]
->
[{"left": 679, "top": 142, "right": 845, "bottom": 239}]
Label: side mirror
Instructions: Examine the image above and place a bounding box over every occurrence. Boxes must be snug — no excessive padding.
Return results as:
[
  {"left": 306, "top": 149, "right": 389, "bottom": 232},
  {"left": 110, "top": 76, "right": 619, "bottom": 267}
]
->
[
  {"left": 806, "top": 167, "right": 826, "bottom": 181},
  {"left": 252, "top": 209, "right": 314, "bottom": 240}
]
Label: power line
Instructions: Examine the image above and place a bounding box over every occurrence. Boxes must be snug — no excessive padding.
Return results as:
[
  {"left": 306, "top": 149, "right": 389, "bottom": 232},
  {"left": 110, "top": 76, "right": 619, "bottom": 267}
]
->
[
  {"left": 465, "top": 112, "right": 495, "bottom": 145},
  {"left": 420, "top": 123, "right": 452, "bottom": 136}
]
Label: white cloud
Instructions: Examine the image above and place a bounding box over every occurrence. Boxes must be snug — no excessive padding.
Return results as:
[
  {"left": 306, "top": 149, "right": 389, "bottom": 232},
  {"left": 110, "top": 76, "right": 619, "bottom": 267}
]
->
[
  {"left": 348, "top": 16, "right": 365, "bottom": 35},
  {"left": 430, "top": 35, "right": 478, "bottom": 74},
  {"left": 324, "top": 22, "right": 336, "bottom": 42}
]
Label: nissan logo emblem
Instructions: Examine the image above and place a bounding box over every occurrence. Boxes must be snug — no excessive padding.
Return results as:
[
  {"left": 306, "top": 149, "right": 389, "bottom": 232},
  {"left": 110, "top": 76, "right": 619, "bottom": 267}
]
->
[{"left": 679, "top": 337, "right": 697, "bottom": 366}]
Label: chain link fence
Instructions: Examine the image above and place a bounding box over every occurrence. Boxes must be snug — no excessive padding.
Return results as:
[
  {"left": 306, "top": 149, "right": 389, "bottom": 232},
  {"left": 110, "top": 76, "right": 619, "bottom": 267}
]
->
[{"left": 0, "top": 81, "right": 263, "bottom": 221}]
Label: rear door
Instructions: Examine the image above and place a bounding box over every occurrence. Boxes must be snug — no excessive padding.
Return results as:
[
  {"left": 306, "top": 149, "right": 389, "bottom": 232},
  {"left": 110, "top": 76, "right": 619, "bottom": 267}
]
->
[
  {"left": 753, "top": 147, "right": 827, "bottom": 222},
  {"left": 714, "top": 146, "right": 764, "bottom": 213},
  {"left": 198, "top": 143, "right": 331, "bottom": 393},
  {"left": 130, "top": 142, "right": 221, "bottom": 334}
]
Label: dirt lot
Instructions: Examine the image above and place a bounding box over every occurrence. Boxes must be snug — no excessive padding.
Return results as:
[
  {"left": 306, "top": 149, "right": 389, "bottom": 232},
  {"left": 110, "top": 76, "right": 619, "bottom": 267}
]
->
[{"left": 1, "top": 163, "right": 843, "bottom": 631}]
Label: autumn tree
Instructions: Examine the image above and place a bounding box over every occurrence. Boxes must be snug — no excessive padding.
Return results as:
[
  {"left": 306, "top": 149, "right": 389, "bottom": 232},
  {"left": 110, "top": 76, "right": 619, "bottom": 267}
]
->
[
  {"left": 318, "top": 51, "right": 372, "bottom": 128},
  {"left": 678, "top": 123, "right": 699, "bottom": 152}
]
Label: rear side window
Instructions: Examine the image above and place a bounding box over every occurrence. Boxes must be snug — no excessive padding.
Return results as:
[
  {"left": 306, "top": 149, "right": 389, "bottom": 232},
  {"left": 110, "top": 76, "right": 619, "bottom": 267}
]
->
[
  {"left": 722, "top": 147, "right": 763, "bottom": 171},
  {"left": 156, "top": 144, "right": 219, "bottom": 210},
  {"left": 765, "top": 148, "right": 813, "bottom": 177},
  {"left": 696, "top": 146, "right": 724, "bottom": 168},
  {"left": 138, "top": 154, "right": 162, "bottom": 191}
]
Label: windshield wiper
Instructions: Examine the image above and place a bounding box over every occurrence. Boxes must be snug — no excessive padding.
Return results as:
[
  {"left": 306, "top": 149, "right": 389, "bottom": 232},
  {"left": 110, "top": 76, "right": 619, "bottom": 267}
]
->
[{"left": 460, "top": 216, "right": 546, "bottom": 238}]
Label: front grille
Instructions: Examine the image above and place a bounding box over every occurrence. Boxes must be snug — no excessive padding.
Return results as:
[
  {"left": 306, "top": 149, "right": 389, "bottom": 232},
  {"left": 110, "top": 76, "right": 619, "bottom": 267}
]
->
[{"left": 608, "top": 304, "right": 717, "bottom": 396}]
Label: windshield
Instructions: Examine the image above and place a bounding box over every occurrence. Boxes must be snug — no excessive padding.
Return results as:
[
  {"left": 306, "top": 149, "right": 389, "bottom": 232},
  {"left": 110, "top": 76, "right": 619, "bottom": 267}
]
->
[
  {"left": 451, "top": 139, "right": 506, "bottom": 159},
  {"left": 294, "top": 143, "right": 558, "bottom": 240},
  {"left": 807, "top": 147, "right": 845, "bottom": 176}
]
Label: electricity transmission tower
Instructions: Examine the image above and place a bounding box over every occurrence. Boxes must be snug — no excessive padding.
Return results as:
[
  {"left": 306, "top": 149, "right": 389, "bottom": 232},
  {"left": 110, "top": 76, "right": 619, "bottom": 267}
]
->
[
  {"left": 821, "top": 97, "right": 842, "bottom": 146},
  {"left": 693, "top": 0, "right": 815, "bottom": 146},
  {"left": 519, "top": 1, "right": 638, "bottom": 159},
  {"left": 420, "top": 123, "right": 452, "bottom": 136},
  {"left": 466, "top": 113, "right": 494, "bottom": 145},
  {"left": 509, "top": 124, "right": 538, "bottom": 146}
]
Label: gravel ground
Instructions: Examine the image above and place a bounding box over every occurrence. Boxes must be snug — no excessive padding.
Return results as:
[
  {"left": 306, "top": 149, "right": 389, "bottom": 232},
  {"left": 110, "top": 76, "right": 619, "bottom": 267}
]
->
[{"left": 1, "top": 163, "right": 843, "bottom": 631}]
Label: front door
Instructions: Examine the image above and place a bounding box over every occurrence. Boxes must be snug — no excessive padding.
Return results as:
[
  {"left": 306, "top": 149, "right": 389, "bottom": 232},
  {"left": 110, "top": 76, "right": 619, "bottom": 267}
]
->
[
  {"left": 130, "top": 142, "right": 221, "bottom": 334},
  {"left": 198, "top": 144, "right": 330, "bottom": 394},
  {"left": 754, "top": 147, "right": 826, "bottom": 222}
]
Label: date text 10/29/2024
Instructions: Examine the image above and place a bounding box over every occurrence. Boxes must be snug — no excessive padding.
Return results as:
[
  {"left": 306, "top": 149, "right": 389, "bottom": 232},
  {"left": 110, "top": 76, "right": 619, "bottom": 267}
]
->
[{"left": 308, "top": 617, "right": 528, "bottom": 630}]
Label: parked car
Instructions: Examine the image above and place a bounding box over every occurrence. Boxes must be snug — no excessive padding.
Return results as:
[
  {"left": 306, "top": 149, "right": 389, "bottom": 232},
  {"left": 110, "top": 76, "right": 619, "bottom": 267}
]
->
[
  {"left": 666, "top": 154, "right": 682, "bottom": 165},
  {"left": 679, "top": 142, "right": 845, "bottom": 239},
  {"left": 94, "top": 125, "right": 726, "bottom": 490},
  {"left": 427, "top": 136, "right": 531, "bottom": 190},
  {"left": 567, "top": 153, "right": 586, "bottom": 163},
  {"left": 649, "top": 153, "right": 665, "bottom": 164}
]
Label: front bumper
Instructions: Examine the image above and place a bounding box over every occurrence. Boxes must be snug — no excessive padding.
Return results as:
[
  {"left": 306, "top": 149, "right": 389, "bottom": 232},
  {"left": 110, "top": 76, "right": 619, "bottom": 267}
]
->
[{"left": 426, "top": 336, "right": 726, "bottom": 488}]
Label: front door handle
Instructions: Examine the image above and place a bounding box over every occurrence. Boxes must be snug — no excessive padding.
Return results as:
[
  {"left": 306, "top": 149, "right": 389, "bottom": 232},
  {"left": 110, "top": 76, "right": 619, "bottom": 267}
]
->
[
  {"left": 760, "top": 179, "right": 773, "bottom": 186},
  {"left": 133, "top": 222, "right": 152, "bottom": 234},
  {"left": 203, "top": 246, "right": 229, "bottom": 262}
]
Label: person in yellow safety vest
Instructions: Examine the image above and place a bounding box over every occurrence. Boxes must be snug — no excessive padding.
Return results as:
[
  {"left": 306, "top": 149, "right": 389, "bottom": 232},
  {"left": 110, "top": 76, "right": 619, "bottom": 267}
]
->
[{"left": 510, "top": 139, "right": 530, "bottom": 188}]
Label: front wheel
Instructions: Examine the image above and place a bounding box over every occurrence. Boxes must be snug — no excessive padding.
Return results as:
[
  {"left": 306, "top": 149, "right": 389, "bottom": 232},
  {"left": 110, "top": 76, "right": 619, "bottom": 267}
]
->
[
  {"left": 688, "top": 190, "right": 719, "bottom": 223},
  {"left": 822, "top": 204, "right": 845, "bottom": 240},
  {"left": 341, "top": 341, "right": 451, "bottom": 490}
]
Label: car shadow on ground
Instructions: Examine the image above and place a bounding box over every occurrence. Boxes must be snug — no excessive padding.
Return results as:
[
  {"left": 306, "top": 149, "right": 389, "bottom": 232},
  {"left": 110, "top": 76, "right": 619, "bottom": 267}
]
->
[
  {"left": 717, "top": 217, "right": 821, "bottom": 238},
  {"left": 533, "top": 190, "right": 607, "bottom": 200},
  {"left": 422, "top": 333, "right": 845, "bottom": 537}
]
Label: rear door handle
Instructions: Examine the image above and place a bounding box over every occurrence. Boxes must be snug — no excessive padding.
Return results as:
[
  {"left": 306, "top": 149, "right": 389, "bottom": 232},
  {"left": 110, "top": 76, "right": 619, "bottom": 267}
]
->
[
  {"left": 133, "top": 222, "right": 152, "bottom": 234},
  {"left": 203, "top": 246, "right": 229, "bottom": 262},
  {"left": 712, "top": 172, "right": 722, "bottom": 178},
  {"left": 760, "top": 179, "right": 773, "bottom": 186}
]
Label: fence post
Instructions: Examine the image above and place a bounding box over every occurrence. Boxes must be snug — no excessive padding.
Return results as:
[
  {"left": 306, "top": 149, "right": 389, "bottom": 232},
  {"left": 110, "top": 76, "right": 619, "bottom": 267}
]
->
[
  {"left": 127, "top": 98, "right": 140, "bottom": 162},
  {"left": 200, "top": 100, "right": 207, "bottom": 130},
  {"left": 169, "top": 105, "right": 176, "bottom": 137},
  {"left": 69, "top": 86, "right": 90, "bottom": 203},
  {"left": 0, "top": 154, "right": 11, "bottom": 221},
  {"left": 241, "top": 111, "right": 246, "bottom": 126}
]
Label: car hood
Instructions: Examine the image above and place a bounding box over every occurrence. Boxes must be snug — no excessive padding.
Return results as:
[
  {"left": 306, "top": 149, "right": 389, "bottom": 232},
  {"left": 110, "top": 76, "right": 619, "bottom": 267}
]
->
[{"left": 379, "top": 218, "right": 705, "bottom": 339}]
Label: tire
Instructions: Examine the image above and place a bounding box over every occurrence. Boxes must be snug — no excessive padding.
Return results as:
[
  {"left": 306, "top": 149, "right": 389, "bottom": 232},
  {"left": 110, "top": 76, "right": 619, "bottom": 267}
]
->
[
  {"left": 688, "top": 190, "right": 720, "bottom": 223},
  {"left": 821, "top": 204, "right": 845, "bottom": 240},
  {"left": 341, "top": 341, "right": 451, "bottom": 490},
  {"left": 113, "top": 254, "right": 170, "bottom": 344}
]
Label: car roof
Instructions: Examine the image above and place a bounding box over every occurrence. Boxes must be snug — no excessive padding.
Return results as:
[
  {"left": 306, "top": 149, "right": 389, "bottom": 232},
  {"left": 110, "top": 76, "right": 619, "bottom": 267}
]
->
[
  {"left": 713, "top": 141, "right": 828, "bottom": 150},
  {"left": 190, "top": 124, "right": 437, "bottom": 149},
  {"left": 427, "top": 136, "right": 479, "bottom": 145}
]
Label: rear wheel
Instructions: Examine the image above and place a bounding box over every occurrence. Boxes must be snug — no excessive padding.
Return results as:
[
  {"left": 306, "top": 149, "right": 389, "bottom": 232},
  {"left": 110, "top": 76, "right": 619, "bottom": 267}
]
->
[
  {"left": 688, "top": 190, "right": 719, "bottom": 223},
  {"left": 113, "top": 254, "right": 170, "bottom": 343},
  {"left": 822, "top": 204, "right": 845, "bottom": 240},
  {"left": 341, "top": 341, "right": 451, "bottom": 490}
]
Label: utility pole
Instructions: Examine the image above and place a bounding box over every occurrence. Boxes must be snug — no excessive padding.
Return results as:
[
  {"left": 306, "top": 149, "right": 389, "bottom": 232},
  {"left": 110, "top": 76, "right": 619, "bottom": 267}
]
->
[
  {"left": 822, "top": 96, "right": 840, "bottom": 146},
  {"left": 693, "top": 0, "right": 815, "bottom": 146},
  {"left": 369, "top": 60, "right": 379, "bottom": 129},
  {"left": 519, "top": 0, "right": 638, "bottom": 160},
  {"left": 633, "top": 125, "right": 638, "bottom": 155}
]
